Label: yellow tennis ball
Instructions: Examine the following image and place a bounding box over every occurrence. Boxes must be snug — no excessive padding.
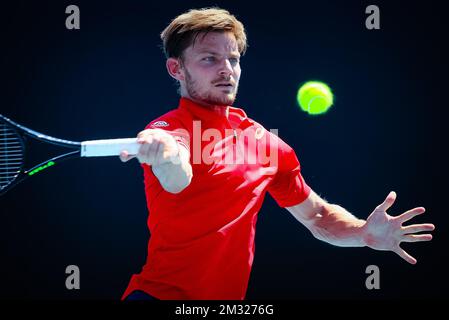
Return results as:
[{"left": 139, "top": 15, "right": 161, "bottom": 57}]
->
[{"left": 297, "top": 81, "right": 333, "bottom": 115}]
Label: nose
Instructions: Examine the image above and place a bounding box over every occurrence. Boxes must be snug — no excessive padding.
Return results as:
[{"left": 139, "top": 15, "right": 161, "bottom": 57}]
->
[{"left": 218, "top": 59, "right": 233, "bottom": 78}]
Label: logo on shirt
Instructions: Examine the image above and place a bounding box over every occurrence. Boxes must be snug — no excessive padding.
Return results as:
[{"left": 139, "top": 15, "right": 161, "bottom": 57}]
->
[{"left": 151, "top": 121, "right": 169, "bottom": 127}]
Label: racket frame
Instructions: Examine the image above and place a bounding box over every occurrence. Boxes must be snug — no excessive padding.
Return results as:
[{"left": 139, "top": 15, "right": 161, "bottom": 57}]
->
[{"left": 0, "top": 114, "right": 81, "bottom": 195}]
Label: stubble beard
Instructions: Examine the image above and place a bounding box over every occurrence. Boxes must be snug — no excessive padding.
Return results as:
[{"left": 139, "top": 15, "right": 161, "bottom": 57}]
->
[{"left": 184, "top": 69, "right": 238, "bottom": 107}]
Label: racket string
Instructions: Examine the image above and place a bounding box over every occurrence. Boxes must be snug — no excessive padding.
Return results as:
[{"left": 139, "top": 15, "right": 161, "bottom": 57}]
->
[{"left": 0, "top": 123, "right": 24, "bottom": 190}]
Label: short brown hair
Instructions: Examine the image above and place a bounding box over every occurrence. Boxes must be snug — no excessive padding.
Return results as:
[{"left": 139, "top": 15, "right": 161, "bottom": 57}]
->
[{"left": 160, "top": 8, "right": 247, "bottom": 58}]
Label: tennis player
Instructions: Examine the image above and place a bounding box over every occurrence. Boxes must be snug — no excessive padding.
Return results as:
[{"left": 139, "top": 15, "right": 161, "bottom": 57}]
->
[{"left": 119, "top": 8, "right": 435, "bottom": 300}]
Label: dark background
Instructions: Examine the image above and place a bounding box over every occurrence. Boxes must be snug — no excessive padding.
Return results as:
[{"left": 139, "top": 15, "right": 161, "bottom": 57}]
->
[{"left": 0, "top": 0, "right": 447, "bottom": 300}]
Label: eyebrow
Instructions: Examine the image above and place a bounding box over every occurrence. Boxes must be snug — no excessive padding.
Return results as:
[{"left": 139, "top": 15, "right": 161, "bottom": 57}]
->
[{"left": 197, "top": 50, "right": 240, "bottom": 58}]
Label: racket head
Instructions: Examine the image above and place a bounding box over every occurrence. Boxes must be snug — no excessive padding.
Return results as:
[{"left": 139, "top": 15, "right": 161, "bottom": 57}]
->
[{"left": 0, "top": 117, "right": 26, "bottom": 195}]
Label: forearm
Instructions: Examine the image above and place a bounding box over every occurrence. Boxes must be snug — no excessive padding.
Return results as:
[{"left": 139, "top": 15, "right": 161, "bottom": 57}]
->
[
  {"left": 152, "top": 145, "right": 192, "bottom": 193},
  {"left": 308, "top": 204, "right": 367, "bottom": 247}
]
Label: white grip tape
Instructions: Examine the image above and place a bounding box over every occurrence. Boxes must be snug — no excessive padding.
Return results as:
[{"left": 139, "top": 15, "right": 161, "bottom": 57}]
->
[{"left": 81, "top": 138, "right": 139, "bottom": 157}]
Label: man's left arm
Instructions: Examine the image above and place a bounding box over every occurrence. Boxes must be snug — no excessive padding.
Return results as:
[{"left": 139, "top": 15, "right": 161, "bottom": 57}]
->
[{"left": 286, "top": 190, "right": 435, "bottom": 264}]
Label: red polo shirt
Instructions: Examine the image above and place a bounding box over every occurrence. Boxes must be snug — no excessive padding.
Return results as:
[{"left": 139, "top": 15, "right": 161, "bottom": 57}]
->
[{"left": 122, "top": 98, "right": 311, "bottom": 300}]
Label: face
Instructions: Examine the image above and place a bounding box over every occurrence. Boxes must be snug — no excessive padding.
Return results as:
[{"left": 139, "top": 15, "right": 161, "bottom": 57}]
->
[{"left": 173, "top": 31, "right": 241, "bottom": 107}]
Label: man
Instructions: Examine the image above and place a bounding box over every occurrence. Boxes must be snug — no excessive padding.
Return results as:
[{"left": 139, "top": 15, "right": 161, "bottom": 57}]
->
[{"left": 119, "top": 8, "right": 434, "bottom": 300}]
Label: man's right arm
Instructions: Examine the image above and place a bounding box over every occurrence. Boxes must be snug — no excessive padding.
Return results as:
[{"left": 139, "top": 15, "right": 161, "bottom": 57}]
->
[{"left": 120, "top": 128, "right": 193, "bottom": 194}]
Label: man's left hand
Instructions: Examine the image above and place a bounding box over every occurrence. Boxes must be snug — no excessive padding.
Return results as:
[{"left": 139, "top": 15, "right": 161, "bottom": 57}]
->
[{"left": 362, "top": 191, "right": 435, "bottom": 264}]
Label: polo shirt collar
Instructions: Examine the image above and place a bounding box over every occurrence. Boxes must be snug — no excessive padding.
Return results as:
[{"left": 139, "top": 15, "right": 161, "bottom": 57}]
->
[{"left": 179, "top": 97, "right": 251, "bottom": 125}]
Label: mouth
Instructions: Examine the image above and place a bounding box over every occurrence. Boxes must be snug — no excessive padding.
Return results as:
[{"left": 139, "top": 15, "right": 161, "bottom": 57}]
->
[
  {"left": 215, "top": 82, "right": 234, "bottom": 93},
  {"left": 212, "top": 79, "right": 235, "bottom": 88}
]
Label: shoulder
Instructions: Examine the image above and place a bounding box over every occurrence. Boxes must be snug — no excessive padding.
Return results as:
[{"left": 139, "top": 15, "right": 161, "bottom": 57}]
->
[{"left": 145, "top": 108, "right": 192, "bottom": 130}]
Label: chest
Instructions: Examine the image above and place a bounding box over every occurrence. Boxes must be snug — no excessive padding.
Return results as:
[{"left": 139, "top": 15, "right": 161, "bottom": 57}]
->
[{"left": 190, "top": 123, "right": 279, "bottom": 186}]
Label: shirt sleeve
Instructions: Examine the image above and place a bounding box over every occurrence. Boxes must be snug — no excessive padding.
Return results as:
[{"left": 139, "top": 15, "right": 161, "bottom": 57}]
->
[
  {"left": 145, "top": 115, "right": 190, "bottom": 151},
  {"left": 141, "top": 113, "right": 191, "bottom": 201},
  {"left": 267, "top": 137, "right": 311, "bottom": 208}
]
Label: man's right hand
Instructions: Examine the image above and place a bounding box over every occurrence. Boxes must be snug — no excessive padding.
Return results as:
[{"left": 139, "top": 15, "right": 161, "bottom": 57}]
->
[{"left": 120, "top": 128, "right": 180, "bottom": 166}]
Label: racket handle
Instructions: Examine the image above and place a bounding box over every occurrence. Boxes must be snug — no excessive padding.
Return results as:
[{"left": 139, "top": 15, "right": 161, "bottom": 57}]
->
[{"left": 81, "top": 138, "right": 139, "bottom": 157}]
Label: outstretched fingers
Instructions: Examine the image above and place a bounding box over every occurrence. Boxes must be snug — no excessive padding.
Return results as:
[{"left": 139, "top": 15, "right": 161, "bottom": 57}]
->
[
  {"left": 402, "top": 223, "right": 435, "bottom": 234},
  {"left": 377, "top": 191, "right": 397, "bottom": 212},
  {"left": 402, "top": 234, "right": 433, "bottom": 242},
  {"left": 396, "top": 207, "right": 426, "bottom": 223},
  {"left": 394, "top": 247, "right": 417, "bottom": 265}
]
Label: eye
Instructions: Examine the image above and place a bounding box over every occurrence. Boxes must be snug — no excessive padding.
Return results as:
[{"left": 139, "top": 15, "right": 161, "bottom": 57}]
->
[
  {"left": 203, "top": 56, "right": 215, "bottom": 62},
  {"left": 229, "top": 57, "right": 239, "bottom": 66}
]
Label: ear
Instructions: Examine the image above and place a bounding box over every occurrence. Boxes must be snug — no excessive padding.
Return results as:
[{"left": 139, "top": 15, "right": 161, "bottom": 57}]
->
[{"left": 166, "top": 58, "right": 185, "bottom": 81}]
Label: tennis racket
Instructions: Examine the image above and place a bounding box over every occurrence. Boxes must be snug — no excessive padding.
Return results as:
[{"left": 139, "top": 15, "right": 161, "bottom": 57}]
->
[{"left": 0, "top": 114, "right": 140, "bottom": 195}]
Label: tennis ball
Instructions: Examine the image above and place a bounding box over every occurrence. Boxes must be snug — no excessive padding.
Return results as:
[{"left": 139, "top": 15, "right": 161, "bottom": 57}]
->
[{"left": 297, "top": 81, "right": 333, "bottom": 115}]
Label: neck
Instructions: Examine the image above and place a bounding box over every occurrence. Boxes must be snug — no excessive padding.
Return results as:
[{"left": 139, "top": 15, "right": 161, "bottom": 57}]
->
[{"left": 181, "top": 95, "right": 230, "bottom": 117}]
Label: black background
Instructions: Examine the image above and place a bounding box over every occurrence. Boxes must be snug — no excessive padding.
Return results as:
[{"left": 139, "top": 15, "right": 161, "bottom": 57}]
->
[{"left": 0, "top": 0, "right": 448, "bottom": 300}]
